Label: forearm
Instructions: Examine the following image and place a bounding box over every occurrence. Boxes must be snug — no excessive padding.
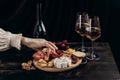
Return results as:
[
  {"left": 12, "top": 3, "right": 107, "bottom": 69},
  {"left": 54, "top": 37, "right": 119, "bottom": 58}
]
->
[{"left": 0, "top": 28, "right": 57, "bottom": 52}]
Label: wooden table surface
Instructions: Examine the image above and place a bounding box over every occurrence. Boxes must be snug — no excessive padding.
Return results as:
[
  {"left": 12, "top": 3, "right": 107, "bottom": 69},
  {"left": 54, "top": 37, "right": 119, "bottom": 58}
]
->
[{"left": 0, "top": 42, "right": 120, "bottom": 80}]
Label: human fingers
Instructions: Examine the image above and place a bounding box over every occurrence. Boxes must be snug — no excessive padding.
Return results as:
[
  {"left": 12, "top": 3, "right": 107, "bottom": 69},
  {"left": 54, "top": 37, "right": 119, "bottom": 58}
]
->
[
  {"left": 48, "top": 41, "right": 58, "bottom": 50},
  {"left": 45, "top": 42, "right": 56, "bottom": 53}
]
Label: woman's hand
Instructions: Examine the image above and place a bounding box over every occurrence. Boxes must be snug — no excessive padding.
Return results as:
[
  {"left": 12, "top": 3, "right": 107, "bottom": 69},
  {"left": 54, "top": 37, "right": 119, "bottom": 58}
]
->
[{"left": 21, "top": 37, "right": 58, "bottom": 52}]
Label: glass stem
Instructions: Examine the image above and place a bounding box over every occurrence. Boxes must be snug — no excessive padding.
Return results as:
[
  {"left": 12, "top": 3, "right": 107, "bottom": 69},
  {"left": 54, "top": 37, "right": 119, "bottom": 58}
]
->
[
  {"left": 81, "top": 36, "right": 85, "bottom": 52},
  {"left": 91, "top": 41, "right": 94, "bottom": 60}
]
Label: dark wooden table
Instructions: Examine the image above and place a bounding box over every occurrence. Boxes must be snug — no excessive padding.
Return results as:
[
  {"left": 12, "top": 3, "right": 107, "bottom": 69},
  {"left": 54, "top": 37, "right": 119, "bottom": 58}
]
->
[{"left": 0, "top": 42, "right": 120, "bottom": 80}]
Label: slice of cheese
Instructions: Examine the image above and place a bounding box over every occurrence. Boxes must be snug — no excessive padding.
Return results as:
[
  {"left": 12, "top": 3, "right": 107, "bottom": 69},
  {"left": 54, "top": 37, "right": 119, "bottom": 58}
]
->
[{"left": 72, "top": 51, "right": 86, "bottom": 57}]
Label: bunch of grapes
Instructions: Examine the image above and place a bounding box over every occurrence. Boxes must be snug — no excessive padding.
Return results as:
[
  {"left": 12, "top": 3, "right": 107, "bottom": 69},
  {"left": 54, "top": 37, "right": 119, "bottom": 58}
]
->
[{"left": 53, "top": 40, "right": 70, "bottom": 50}]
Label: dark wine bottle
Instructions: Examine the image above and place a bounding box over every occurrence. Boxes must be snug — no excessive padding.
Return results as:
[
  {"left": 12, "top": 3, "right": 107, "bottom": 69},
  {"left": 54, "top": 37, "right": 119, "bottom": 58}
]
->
[{"left": 33, "top": 3, "right": 47, "bottom": 39}]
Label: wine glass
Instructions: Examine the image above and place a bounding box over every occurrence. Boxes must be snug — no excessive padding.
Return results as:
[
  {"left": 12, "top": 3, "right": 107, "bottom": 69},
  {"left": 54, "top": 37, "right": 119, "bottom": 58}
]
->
[
  {"left": 33, "top": 3, "right": 47, "bottom": 39},
  {"left": 75, "top": 12, "right": 90, "bottom": 52},
  {"left": 86, "top": 16, "right": 101, "bottom": 60}
]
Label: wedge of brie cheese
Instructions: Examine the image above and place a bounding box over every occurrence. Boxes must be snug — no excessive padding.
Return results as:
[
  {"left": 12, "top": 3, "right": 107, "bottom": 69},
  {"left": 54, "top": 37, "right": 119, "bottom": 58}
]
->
[{"left": 54, "top": 56, "right": 71, "bottom": 68}]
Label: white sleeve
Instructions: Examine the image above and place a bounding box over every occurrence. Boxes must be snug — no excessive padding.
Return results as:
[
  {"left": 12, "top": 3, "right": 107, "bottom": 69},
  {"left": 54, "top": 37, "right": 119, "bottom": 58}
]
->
[{"left": 0, "top": 28, "right": 22, "bottom": 51}]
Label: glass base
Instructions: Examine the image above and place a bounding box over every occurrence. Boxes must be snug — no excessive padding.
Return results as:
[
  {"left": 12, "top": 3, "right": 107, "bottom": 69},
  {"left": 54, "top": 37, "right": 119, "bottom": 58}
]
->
[
  {"left": 81, "top": 58, "right": 88, "bottom": 64},
  {"left": 86, "top": 54, "right": 100, "bottom": 60}
]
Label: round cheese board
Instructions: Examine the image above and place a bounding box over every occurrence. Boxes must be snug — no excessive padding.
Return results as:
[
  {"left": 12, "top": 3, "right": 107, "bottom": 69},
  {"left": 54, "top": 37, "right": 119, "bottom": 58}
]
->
[{"left": 33, "top": 59, "right": 83, "bottom": 72}]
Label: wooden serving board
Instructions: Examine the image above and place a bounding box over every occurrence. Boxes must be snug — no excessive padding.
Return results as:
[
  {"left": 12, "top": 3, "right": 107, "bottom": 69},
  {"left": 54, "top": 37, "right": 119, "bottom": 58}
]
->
[{"left": 33, "top": 59, "right": 82, "bottom": 72}]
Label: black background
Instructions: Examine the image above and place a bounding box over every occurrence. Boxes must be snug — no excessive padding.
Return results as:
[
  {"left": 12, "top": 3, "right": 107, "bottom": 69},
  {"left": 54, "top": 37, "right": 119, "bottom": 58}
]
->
[{"left": 0, "top": 0, "right": 120, "bottom": 72}]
